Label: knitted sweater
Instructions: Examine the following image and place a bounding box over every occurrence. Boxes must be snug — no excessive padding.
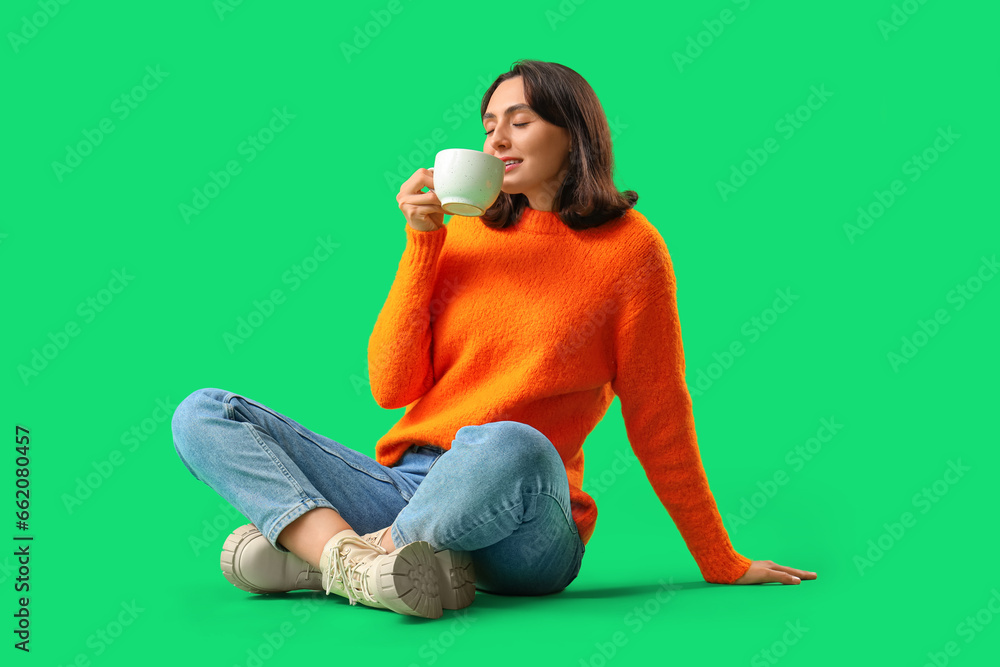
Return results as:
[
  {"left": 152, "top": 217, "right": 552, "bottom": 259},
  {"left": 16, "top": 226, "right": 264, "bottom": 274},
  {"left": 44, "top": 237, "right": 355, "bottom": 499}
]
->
[{"left": 368, "top": 207, "right": 753, "bottom": 584}]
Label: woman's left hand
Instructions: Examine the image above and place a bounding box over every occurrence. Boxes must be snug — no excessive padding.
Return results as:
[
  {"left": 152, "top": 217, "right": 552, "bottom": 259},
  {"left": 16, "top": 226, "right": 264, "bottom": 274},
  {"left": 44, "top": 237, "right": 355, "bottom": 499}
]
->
[{"left": 731, "top": 560, "right": 818, "bottom": 585}]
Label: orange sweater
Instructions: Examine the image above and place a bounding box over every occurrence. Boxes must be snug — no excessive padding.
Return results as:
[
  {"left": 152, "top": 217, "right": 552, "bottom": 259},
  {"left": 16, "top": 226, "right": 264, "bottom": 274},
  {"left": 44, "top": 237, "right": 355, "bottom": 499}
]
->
[{"left": 369, "top": 207, "right": 752, "bottom": 584}]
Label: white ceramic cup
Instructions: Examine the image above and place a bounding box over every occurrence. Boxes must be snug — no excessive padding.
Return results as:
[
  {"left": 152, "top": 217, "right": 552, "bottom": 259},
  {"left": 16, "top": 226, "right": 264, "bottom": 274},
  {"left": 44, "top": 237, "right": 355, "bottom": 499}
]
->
[{"left": 430, "top": 149, "right": 505, "bottom": 216}]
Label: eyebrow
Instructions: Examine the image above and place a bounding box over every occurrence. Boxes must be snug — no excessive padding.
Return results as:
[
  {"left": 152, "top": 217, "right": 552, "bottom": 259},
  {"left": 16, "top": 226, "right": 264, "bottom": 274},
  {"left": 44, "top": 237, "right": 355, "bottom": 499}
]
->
[{"left": 482, "top": 103, "right": 533, "bottom": 122}]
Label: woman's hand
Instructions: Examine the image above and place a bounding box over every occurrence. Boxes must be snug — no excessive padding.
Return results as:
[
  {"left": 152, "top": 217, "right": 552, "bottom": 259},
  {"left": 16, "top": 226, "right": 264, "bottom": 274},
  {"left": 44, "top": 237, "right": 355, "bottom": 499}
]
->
[
  {"left": 397, "top": 168, "right": 445, "bottom": 232},
  {"left": 732, "top": 560, "right": 817, "bottom": 585}
]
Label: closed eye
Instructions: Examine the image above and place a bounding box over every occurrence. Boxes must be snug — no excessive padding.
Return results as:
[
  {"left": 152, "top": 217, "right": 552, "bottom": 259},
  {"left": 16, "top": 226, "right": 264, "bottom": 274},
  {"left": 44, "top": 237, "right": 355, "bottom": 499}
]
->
[{"left": 484, "top": 123, "right": 528, "bottom": 136}]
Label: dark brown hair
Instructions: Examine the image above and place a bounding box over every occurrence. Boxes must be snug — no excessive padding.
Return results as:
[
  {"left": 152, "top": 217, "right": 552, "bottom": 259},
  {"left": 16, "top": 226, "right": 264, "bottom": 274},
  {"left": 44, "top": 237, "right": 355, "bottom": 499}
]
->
[{"left": 479, "top": 60, "right": 638, "bottom": 230}]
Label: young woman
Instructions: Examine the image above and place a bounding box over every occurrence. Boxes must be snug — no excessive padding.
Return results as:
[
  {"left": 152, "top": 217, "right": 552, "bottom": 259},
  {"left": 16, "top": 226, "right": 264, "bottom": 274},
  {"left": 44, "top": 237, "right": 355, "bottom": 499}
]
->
[{"left": 171, "top": 59, "right": 816, "bottom": 621}]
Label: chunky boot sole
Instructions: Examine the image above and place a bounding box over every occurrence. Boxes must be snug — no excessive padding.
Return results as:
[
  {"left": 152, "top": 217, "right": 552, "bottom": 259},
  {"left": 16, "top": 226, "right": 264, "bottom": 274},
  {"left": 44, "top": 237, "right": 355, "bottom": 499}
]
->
[
  {"left": 435, "top": 549, "right": 476, "bottom": 610},
  {"left": 360, "top": 527, "right": 477, "bottom": 611},
  {"left": 370, "top": 540, "right": 443, "bottom": 619},
  {"left": 221, "top": 524, "right": 273, "bottom": 593}
]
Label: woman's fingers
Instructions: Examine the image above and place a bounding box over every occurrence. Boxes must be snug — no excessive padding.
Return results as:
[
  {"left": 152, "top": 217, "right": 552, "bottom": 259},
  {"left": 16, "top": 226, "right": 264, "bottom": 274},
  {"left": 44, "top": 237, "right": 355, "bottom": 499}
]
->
[
  {"left": 398, "top": 168, "right": 435, "bottom": 198},
  {"left": 397, "top": 171, "right": 441, "bottom": 210},
  {"left": 397, "top": 167, "right": 444, "bottom": 231},
  {"left": 774, "top": 570, "right": 802, "bottom": 585},
  {"left": 734, "top": 560, "right": 818, "bottom": 585},
  {"left": 769, "top": 562, "right": 818, "bottom": 580}
]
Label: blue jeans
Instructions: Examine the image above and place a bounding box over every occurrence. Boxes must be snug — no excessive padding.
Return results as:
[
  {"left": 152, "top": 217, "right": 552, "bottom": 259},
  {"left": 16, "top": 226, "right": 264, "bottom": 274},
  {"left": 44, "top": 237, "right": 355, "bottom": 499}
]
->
[{"left": 171, "top": 388, "right": 584, "bottom": 596}]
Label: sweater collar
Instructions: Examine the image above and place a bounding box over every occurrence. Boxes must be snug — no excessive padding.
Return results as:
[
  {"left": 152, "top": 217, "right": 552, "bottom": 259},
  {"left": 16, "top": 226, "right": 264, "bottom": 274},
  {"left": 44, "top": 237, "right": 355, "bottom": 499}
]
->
[{"left": 511, "top": 207, "right": 571, "bottom": 235}]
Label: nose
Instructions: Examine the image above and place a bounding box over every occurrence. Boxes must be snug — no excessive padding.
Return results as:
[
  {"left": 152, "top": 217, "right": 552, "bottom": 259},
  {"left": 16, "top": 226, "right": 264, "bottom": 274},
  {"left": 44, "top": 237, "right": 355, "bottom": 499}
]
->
[{"left": 486, "top": 124, "right": 510, "bottom": 154}]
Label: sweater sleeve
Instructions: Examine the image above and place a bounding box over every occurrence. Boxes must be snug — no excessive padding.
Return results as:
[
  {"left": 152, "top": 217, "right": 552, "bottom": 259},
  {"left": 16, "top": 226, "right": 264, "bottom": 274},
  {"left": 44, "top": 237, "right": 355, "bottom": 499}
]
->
[
  {"left": 367, "top": 223, "right": 448, "bottom": 410},
  {"left": 610, "top": 235, "right": 753, "bottom": 584}
]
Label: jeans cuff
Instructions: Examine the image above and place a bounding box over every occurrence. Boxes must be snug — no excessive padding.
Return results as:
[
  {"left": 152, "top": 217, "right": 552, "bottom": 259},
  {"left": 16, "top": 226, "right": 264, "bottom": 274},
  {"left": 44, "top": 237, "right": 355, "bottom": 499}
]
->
[{"left": 390, "top": 522, "right": 410, "bottom": 550}]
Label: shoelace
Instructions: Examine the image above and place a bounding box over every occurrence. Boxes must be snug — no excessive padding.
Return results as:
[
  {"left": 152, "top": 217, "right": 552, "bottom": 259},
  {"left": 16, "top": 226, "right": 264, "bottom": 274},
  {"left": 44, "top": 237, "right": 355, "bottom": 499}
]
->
[
  {"left": 322, "top": 535, "right": 388, "bottom": 606},
  {"left": 360, "top": 529, "right": 385, "bottom": 549}
]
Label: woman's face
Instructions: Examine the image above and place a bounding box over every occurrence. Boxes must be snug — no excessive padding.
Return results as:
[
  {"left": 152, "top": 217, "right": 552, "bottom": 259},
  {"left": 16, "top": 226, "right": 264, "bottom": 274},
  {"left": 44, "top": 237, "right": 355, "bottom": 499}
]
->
[{"left": 483, "top": 76, "right": 572, "bottom": 212}]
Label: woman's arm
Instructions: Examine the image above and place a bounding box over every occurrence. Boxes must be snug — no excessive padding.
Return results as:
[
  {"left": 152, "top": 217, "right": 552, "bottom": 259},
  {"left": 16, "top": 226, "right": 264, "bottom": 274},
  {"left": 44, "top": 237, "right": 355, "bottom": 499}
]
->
[
  {"left": 611, "top": 233, "right": 817, "bottom": 585},
  {"left": 610, "top": 234, "right": 752, "bottom": 584},
  {"left": 367, "top": 224, "right": 447, "bottom": 409}
]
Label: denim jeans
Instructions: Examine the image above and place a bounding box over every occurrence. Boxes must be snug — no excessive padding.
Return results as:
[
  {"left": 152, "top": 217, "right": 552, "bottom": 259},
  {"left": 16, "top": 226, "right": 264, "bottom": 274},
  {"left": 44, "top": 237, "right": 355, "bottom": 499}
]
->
[{"left": 171, "top": 388, "right": 584, "bottom": 596}]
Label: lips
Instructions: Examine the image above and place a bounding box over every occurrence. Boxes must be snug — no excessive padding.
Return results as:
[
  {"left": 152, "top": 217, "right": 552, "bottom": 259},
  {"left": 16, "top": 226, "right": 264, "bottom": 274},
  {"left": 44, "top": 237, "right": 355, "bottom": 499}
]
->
[{"left": 499, "top": 156, "right": 523, "bottom": 174}]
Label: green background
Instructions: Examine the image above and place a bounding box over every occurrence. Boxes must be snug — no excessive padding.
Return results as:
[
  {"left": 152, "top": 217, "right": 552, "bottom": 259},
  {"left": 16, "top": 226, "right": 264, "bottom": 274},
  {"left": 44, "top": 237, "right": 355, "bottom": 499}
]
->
[{"left": 3, "top": 0, "right": 998, "bottom": 665}]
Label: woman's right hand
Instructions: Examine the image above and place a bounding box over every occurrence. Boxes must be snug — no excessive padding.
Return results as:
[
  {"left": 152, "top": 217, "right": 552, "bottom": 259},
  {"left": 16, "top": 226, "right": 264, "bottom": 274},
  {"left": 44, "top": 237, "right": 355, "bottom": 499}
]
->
[{"left": 397, "top": 167, "right": 445, "bottom": 232}]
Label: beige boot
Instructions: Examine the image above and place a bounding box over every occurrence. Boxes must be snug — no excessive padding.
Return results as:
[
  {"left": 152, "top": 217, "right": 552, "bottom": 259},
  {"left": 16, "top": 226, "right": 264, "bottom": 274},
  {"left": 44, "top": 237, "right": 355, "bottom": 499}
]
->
[
  {"left": 361, "top": 527, "right": 476, "bottom": 610},
  {"left": 320, "top": 529, "right": 442, "bottom": 619},
  {"left": 220, "top": 524, "right": 322, "bottom": 594}
]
